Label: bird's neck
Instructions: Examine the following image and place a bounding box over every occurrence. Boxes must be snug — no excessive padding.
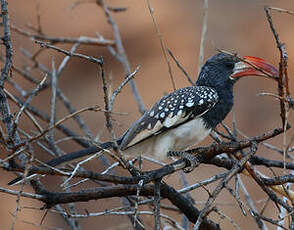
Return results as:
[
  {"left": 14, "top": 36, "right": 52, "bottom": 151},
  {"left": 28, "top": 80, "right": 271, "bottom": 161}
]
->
[{"left": 198, "top": 82, "right": 234, "bottom": 129}]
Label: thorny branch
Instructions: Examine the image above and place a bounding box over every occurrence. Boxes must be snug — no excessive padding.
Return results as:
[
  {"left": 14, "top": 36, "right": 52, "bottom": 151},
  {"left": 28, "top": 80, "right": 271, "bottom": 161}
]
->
[
  {"left": 0, "top": 0, "right": 20, "bottom": 145},
  {"left": 193, "top": 144, "right": 258, "bottom": 230},
  {"left": 1, "top": 127, "right": 292, "bottom": 189},
  {"left": 35, "top": 40, "right": 103, "bottom": 65},
  {"left": 98, "top": 0, "right": 146, "bottom": 114},
  {"left": 1, "top": 2, "right": 294, "bottom": 230},
  {"left": 10, "top": 23, "right": 115, "bottom": 46},
  {"left": 265, "top": 6, "right": 290, "bottom": 126},
  {"left": 0, "top": 0, "right": 12, "bottom": 86}
]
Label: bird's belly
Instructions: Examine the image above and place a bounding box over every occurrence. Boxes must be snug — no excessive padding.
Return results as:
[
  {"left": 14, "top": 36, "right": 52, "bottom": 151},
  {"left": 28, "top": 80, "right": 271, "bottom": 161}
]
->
[
  {"left": 123, "top": 118, "right": 211, "bottom": 160},
  {"left": 171, "top": 118, "right": 211, "bottom": 150}
]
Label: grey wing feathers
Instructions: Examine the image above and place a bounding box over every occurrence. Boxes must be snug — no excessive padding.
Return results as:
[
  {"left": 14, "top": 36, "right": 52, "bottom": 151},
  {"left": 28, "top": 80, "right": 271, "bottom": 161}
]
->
[{"left": 119, "top": 86, "right": 218, "bottom": 150}]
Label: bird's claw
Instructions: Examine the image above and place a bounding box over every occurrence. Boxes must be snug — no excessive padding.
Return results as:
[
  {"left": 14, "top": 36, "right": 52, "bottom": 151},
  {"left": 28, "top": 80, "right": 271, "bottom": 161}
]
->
[
  {"left": 167, "top": 151, "right": 200, "bottom": 173},
  {"left": 182, "top": 153, "right": 199, "bottom": 173}
]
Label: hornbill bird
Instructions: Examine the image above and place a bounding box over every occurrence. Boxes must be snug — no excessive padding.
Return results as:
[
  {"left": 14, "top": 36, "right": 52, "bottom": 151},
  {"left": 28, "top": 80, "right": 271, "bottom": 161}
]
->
[{"left": 8, "top": 52, "right": 278, "bottom": 185}]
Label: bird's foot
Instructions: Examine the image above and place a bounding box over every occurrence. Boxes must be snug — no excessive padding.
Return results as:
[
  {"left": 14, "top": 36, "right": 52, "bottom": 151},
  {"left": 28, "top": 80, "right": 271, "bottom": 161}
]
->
[{"left": 167, "top": 151, "right": 200, "bottom": 173}]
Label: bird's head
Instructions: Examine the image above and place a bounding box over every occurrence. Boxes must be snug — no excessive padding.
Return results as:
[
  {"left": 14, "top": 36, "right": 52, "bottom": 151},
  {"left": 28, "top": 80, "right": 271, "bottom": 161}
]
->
[{"left": 197, "top": 53, "right": 278, "bottom": 89}]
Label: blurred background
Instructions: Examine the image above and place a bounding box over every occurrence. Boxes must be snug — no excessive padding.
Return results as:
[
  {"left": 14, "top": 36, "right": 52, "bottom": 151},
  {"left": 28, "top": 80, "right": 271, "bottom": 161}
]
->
[{"left": 2, "top": 0, "right": 294, "bottom": 229}]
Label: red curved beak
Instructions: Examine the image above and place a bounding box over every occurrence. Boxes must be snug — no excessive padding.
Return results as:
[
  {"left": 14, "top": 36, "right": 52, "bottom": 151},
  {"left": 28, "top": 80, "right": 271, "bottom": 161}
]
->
[{"left": 231, "top": 56, "right": 278, "bottom": 79}]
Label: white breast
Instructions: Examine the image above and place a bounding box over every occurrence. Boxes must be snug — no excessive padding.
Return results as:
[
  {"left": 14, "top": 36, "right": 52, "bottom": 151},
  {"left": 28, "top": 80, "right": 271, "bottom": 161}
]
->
[{"left": 123, "top": 118, "right": 211, "bottom": 160}]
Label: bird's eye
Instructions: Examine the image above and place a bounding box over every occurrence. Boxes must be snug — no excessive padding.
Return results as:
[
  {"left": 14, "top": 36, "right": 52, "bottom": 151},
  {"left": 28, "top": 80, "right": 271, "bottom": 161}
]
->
[{"left": 225, "top": 62, "right": 234, "bottom": 69}]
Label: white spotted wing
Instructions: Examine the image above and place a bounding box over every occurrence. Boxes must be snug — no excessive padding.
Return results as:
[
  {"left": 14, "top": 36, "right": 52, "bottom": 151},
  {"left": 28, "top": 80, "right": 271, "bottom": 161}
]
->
[{"left": 119, "top": 86, "right": 218, "bottom": 150}]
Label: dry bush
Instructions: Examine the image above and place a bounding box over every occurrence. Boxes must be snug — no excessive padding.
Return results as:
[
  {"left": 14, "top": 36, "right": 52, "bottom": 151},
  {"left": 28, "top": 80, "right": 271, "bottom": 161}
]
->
[{"left": 1, "top": 1, "right": 294, "bottom": 229}]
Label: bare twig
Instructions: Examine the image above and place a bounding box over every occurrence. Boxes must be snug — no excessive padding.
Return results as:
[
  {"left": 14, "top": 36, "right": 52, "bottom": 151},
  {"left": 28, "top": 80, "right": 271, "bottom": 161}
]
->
[
  {"left": 238, "top": 175, "right": 268, "bottom": 230},
  {"left": 109, "top": 65, "right": 141, "bottom": 111},
  {"left": 264, "top": 6, "right": 289, "bottom": 126},
  {"left": 98, "top": 0, "right": 146, "bottom": 114},
  {"left": 154, "top": 179, "right": 162, "bottom": 230},
  {"left": 0, "top": 186, "right": 43, "bottom": 200},
  {"left": 5, "top": 89, "right": 43, "bottom": 132},
  {"left": 268, "top": 7, "right": 294, "bottom": 15},
  {"left": 35, "top": 0, "right": 43, "bottom": 34},
  {"left": 9, "top": 24, "right": 115, "bottom": 46},
  {"left": 14, "top": 106, "right": 101, "bottom": 149},
  {"left": 193, "top": 143, "right": 258, "bottom": 230},
  {"left": 13, "top": 75, "right": 47, "bottom": 134},
  {"left": 0, "top": 0, "right": 22, "bottom": 147},
  {"left": 35, "top": 40, "right": 103, "bottom": 65},
  {"left": 146, "top": 0, "right": 176, "bottom": 90},
  {"left": 61, "top": 151, "right": 104, "bottom": 187},
  {"left": 0, "top": 0, "right": 12, "bottom": 86},
  {"left": 168, "top": 49, "right": 195, "bottom": 86},
  {"left": 99, "top": 59, "right": 113, "bottom": 136},
  {"left": 198, "top": 0, "right": 208, "bottom": 75}
]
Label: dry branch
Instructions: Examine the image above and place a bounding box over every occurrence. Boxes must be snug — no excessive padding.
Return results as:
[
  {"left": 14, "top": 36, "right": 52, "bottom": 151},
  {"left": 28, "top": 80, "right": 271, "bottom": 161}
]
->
[{"left": 1, "top": 1, "right": 294, "bottom": 230}]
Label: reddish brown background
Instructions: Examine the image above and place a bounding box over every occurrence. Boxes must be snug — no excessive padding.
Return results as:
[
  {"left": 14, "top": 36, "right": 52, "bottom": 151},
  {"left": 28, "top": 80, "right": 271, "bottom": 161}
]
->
[{"left": 2, "top": 0, "right": 294, "bottom": 229}]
